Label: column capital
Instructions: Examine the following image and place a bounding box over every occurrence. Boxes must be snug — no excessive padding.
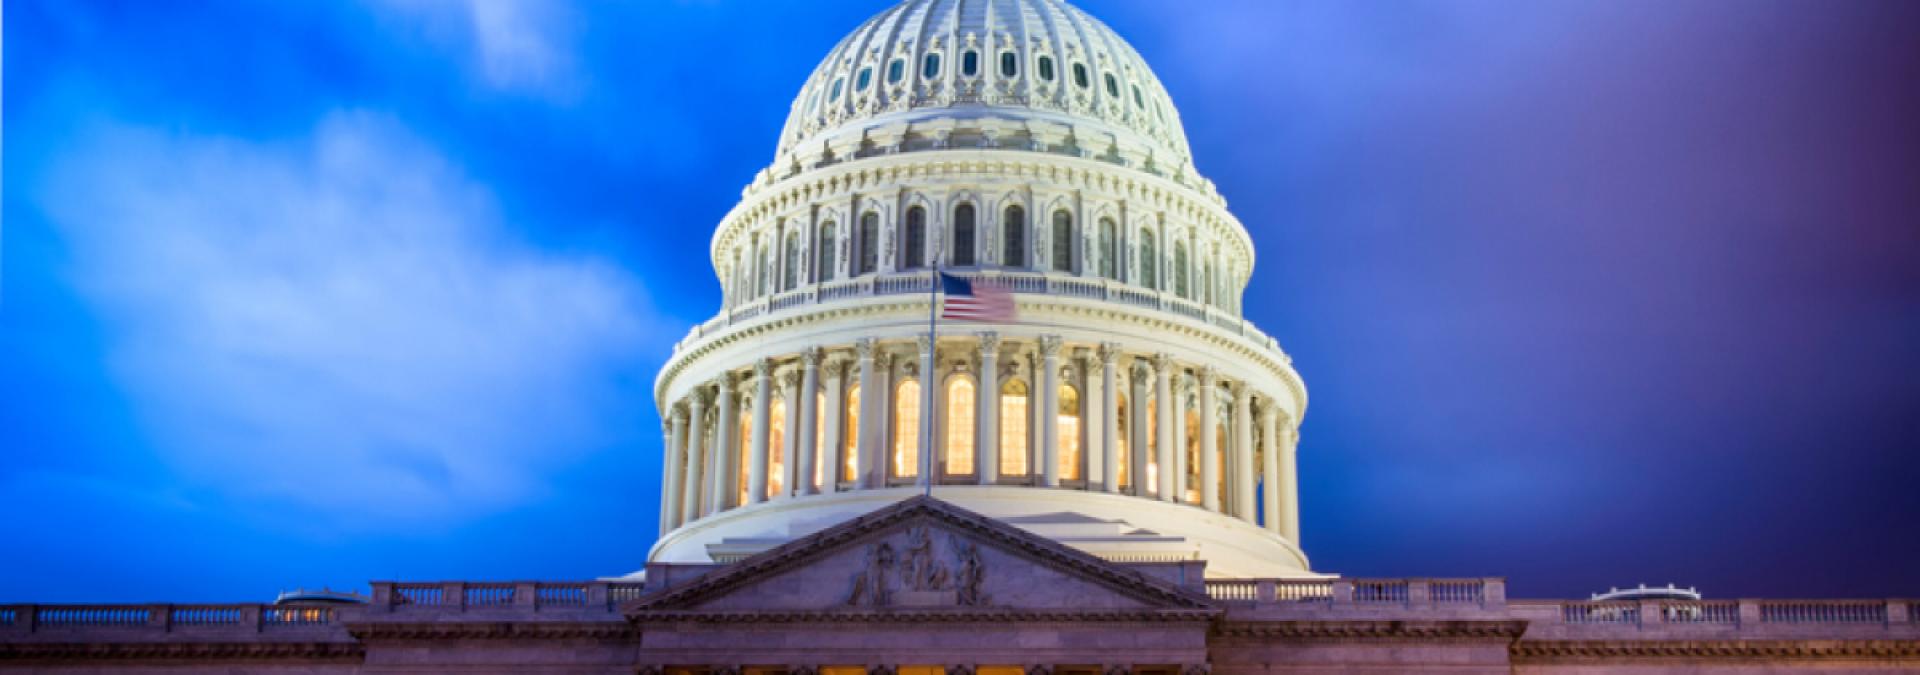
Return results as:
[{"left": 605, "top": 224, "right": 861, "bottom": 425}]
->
[
  {"left": 779, "top": 369, "right": 802, "bottom": 390},
  {"left": 753, "top": 358, "right": 772, "bottom": 378},
  {"left": 977, "top": 331, "right": 1001, "bottom": 354},
  {"left": 1131, "top": 360, "right": 1153, "bottom": 383},
  {"left": 1097, "top": 341, "right": 1121, "bottom": 365},
  {"left": 1199, "top": 365, "right": 1218, "bottom": 385},
  {"left": 1152, "top": 352, "right": 1175, "bottom": 371},
  {"left": 855, "top": 338, "right": 876, "bottom": 360},
  {"left": 1039, "top": 335, "right": 1064, "bottom": 358},
  {"left": 705, "top": 371, "right": 731, "bottom": 393},
  {"left": 1259, "top": 403, "right": 1281, "bottom": 425},
  {"left": 1231, "top": 379, "right": 1251, "bottom": 399},
  {"left": 824, "top": 356, "right": 849, "bottom": 379},
  {"left": 801, "top": 347, "right": 821, "bottom": 368},
  {"left": 916, "top": 332, "right": 935, "bottom": 353}
]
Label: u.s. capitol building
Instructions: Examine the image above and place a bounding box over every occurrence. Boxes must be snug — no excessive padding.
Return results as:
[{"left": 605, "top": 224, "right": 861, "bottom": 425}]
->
[{"left": 4, "top": 1, "right": 1914, "bottom": 672}]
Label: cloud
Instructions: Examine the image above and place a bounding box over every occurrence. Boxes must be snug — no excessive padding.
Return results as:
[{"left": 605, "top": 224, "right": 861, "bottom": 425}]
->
[
  {"left": 371, "top": 0, "right": 582, "bottom": 99},
  {"left": 38, "top": 111, "right": 663, "bottom": 526}
]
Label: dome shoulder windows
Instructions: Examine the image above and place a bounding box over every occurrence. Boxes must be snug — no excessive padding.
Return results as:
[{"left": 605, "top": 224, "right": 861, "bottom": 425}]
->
[
  {"left": 1036, "top": 55, "right": 1055, "bottom": 82},
  {"left": 961, "top": 50, "right": 980, "bottom": 78},
  {"left": 855, "top": 67, "right": 873, "bottom": 92},
  {"left": 922, "top": 53, "right": 942, "bottom": 79},
  {"left": 1104, "top": 73, "right": 1119, "bottom": 98},
  {"left": 1072, "top": 63, "right": 1090, "bottom": 89},
  {"left": 886, "top": 58, "right": 905, "bottom": 85},
  {"left": 829, "top": 78, "right": 844, "bottom": 102},
  {"left": 999, "top": 51, "right": 1018, "bottom": 78}
]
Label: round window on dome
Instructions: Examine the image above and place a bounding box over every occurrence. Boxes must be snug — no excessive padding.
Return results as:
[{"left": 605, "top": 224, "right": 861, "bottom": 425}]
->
[
  {"left": 887, "top": 58, "right": 905, "bottom": 84},
  {"left": 1037, "top": 55, "right": 1055, "bottom": 82},
  {"left": 1104, "top": 73, "right": 1119, "bottom": 98},
  {"left": 999, "top": 51, "right": 1018, "bottom": 78},
  {"left": 1072, "top": 63, "right": 1090, "bottom": 89},
  {"left": 962, "top": 50, "right": 980, "bottom": 77},
  {"left": 922, "top": 53, "right": 941, "bottom": 79},
  {"left": 856, "top": 67, "right": 872, "bottom": 92}
]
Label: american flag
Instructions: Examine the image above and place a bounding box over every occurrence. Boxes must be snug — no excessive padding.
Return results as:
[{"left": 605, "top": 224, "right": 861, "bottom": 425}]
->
[{"left": 939, "top": 272, "right": 1017, "bottom": 322}]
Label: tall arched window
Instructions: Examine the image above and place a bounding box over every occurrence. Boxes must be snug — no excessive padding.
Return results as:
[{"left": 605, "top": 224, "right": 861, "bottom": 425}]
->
[
  {"left": 1145, "top": 396, "right": 1158, "bottom": 495},
  {"left": 858, "top": 212, "right": 879, "bottom": 274},
  {"left": 962, "top": 50, "right": 980, "bottom": 77},
  {"left": 893, "top": 379, "right": 921, "bottom": 480},
  {"left": 922, "top": 53, "right": 941, "bottom": 79},
  {"left": 903, "top": 206, "right": 926, "bottom": 269},
  {"left": 1051, "top": 210, "right": 1074, "bottom": 272},
  {"left": 843, "top": 383, "right": 861, "bottom": 483},
  {"left": 1204, "top": 260, "right": 1215, "bottom": 305},
  {"left": 1003, "top": 206, "right": 1026, "bottom": 267},
  {"left": 952, "top": 204, "right": 976, "bottom": 266},
  {"left": 945, "top": 376, "right": 976, "bottom": 475},
  {"left": 1215, "top": 420, "right": 1229, "bottom": 508},
  {"left": 1173, "top": 241, "right": 1189, "bottom": 298},
  {"left": 769, "top": 399, "right": 787, "bottom": 498},
  {"left": 817, "top": 222, "right": 836, "bottom": 283},
  {"left": 814, "top": 390, "right": 826, "bottom": 490},
  {"left": 737, "top": 410, "right": 753, "bottom": 505},
  {"left": 756, "top": 242, "right": 771, "bottom": 296},
  {"left": 1000, "top": 379, "right": 1029, "bottom": 476},
  {"left": 1058, "top": 384, "right": 1082, "bottom": 480},
  {"left": 1183, "top": 408, "right": 1201, "bottom": 504},
  {"left": 783, "top": 230, "right": 801, "bottom": 291},
  {"left": 1139, "top": 230, "right": 1158, "bottom": 290},
  {"left": 1098, "top": 218, "right": 1117, "bottom": 280},
  {"left": 1116, "top": 392, "right": 1131, "bottom": 489}
]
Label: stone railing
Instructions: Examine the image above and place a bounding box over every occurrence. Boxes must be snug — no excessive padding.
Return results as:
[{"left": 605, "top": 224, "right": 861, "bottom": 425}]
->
[
  {"left": 370, "top": 581, "right": 645, "bottom": 613},
  {"left": 0, "top": 603, "right": 346, "bottom": 637},
  {"left": 1514, "top": 597, "right": 1918, "bottom": 640},
  {"left": 1206, "top": 578, "right": 1499, "bottom": 612},
  {"left": 682, "top": 270, "right": 1281, "bottom": 358}
]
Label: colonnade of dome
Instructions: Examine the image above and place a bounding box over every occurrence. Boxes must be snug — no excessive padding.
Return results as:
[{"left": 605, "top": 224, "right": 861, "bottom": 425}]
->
[{"left": 658, "top": 334, "right": 1300, "bottom": 546}]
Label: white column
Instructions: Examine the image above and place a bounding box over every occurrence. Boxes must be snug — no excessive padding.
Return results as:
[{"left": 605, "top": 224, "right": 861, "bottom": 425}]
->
[
  {"left": 708, "top": 375, "right": 736, "bottom": 513},
  {"left": 1076, "top": 346, "right": 1100, "bottom": 488},
  {"left": 1129, "top": 360, "right": 1151, "bottom": 497},
  {"left": 662, "top": 405, "right": 687, "bottom": 532},
  {"left": 748, "top": 359, "right": 772, "bottom": 504},
  {"left": 917, "top": 333, "right": 936, "bottom": 487},
  {"left": 1153, "top": 354, "right": 1176, "bottom": 502},
  {"left": 1039, "top": 336, "right": 1063, "bottom": 488},
  {"left": 797, "top": 349, "right": 821, "bottom": 495},
  {"left": 1231, "top": 382, "right": 1256, "bottom": 523},
  {"left": 820, "top": 357, "right": 847, "bottom": 493},
  {"left": 779, "top": 368, "right": 801, "bottom": 497},
  {"left": 1280, "top": 419, "right": 1301, "bottom": 545},
  {"left": 1199, "top": 367, "right": 1220, "bottom": 512},
  {"left": 976, "top": 333, "right": 1001, "bottom": 486},
  {"left": 680, "top": 387, "right": 708, "bottom": 525},
  {"left": 855, "top": 339, "right": 881, "bottom": 489},
  {"left": 1260, "top": 405, "right": 1281, "bottom": 535},
  {"left": 1098, "top": 343, "right": 1121, "bottom": 493}
]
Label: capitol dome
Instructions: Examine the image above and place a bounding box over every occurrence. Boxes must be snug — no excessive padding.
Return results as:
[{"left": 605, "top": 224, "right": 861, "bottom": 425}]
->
[{"left": 651, "top": 0, "right": 1311, "bottom": 578}]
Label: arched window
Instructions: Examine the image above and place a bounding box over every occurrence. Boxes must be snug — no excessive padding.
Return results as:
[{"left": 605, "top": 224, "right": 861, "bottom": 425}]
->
[
  {"left": 756, "top": 242, "right": 771, "bottom": 296},
  {"left": 817, "top": 221, "right": 837, "bottom": 282},
  {"left": 1215, "top": 421, "right": 1229, "bottom": 507},
  {"left": 843, "top": 383, "right": 861, "bottom": 483},
  {"left": 962, "top": 50, "right": 980, "bottom": 77},
  {"left": 858, "top": 212, "right": 879, "bottom": 274},
  {"left": 952, "top": 204, "right": 976, "bottom": 266},
  {"left": 1058, "top": 384, "right": 1082, "bottom": 481},
  {"left": 1116, "top": 392, "right": 1131, "bottom": 489},
  {"left": 1000, "top": 379, "right": 1029, "bottom": 476},
  {"left": 1072, "top": 63, "right": 1090, "bottom": 89},
  {"left": 1098, "top": 218, "right": 1117, "bottom": 280},
  {"left": 1037, "top": 56, "right": 1056, "bottom": 82},
  {"left": 887, "top": 58, "right": 905, "bottom": 84},
  {"left": 1183, "top": 408, "right": 1201, "bottom": 504},
  {"left": 737, "top": 409, "right": 753, "bottom": 505},
  {"left": 893, "top": 379, "right": 921, "bottom": 480},
  {"left": 945, "top": 376, "right": 976, "bottom": 475},
  {"left": 1145, "top": 396, "right": 1158, "bottom": 496},
  {"left": 1003, "top": 205, "right": 1026, "bottom": 267},
  {"left": 1173, "top": 241, "right": 1189, "bottom": 298},
  {"left": 1051, "top": 210, "right": 1074, "bottom": 272},
  {"left": 922, "top": 53, "right": 942, "bottom": 79},
  {"left": 1104, "top": 72, "right": 1120, "bottom": 98},
  {"left": 1139, "top": 230, "right": 1158, "bottom": 290},
  {"left": 999, "top": 51, "right": 1018, "bottom": 78},
  {"left": 903, "top": 206, "right": 926, "bottom": 269},
  {"left": 814, "top": 390, "right": 826, "bottom": 490},
  {"left": 783, "top": 230, "right": 801, "bottom": 291},
  {"left": 769, "top": 398, "right": 787, "bottom": 498}
]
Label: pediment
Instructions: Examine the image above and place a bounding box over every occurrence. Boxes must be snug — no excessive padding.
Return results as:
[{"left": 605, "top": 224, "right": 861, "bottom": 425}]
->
[{"left": 627, "top": 496, "right": 1214, "bottom": 621}]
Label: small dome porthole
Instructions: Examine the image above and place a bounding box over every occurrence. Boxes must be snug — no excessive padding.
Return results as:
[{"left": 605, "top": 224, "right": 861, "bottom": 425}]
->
[
  {"left": 855, "top": 66, "right": 873, "bottom": 91},
  {"left": 1072, "top": 63, "right": 1090, "bottom": 89},
  {"left": 962, "top": 50, "right": 980, "bottom": 77},
  {"left": 887, "top": 58, "right": 905, "bottom": 84},
  {"left": 1037, "top": 55, "right": 1055, "bottom": 82},
  {"left": 999, "top": 51, "right": 1018, "bottom": 78},
  {"left": 922, "top": 53, "right": 941, "bottom": 79}
]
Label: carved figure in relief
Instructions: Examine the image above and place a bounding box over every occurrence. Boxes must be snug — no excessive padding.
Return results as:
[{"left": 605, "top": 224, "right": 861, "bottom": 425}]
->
[
  {"left": 846, "top": 541, "right": 895, "bottom": 606},
  {"left": 952, "top": 534, "right": 988, "bottom": 606},
  {"left": 900, "top": 525, "right": 949, "bottom": 591}
]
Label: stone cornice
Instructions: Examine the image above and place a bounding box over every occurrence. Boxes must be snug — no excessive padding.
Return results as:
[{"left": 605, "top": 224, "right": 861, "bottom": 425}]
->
[
  {"left": 0, "top": 641, "right": 364, "bottom": 663},
  {"left": 629, "top": 496, "right": 1217, "bottom": 617},
  {"left": 657, "top": 294, "right": 1305, "bottom": 419},
  {"left": 635, "top": 608, "right": 1218, "bottom": 625},
  {"left": 1511, "top": 639, "right": 1920, "bottom": 662},
  {"left": 345, "top": 621, "right": 636, "bottom": 641},
  {"left": 1214, "top": 619, "right": 1528, "bottom": 642}
]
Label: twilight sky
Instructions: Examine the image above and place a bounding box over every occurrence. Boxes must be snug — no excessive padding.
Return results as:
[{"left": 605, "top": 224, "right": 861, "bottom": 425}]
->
[{"left": 5, "top": 0, "right": 1917, "bottom": 602}]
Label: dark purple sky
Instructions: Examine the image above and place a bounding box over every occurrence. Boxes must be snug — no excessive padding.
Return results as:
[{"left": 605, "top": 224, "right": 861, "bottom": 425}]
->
[{"left": 5, "top": 0, "right": 1917, "bottom": 602}]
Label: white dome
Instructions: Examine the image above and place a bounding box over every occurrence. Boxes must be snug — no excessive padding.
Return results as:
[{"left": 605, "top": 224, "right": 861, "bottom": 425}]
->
[{"left": 776, "top": 0, "right": 1192, "bottom": 172}]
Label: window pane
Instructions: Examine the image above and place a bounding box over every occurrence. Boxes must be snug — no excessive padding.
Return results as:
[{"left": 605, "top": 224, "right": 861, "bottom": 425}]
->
[
  {"left": 1058, "top": 384, "right": 1081, "bottom": 480},
  {"left": 856, "top": 67, "right": 872, "bottom": 91},
  {"left": 844, "top": 384, "right": 861, "bottom": 482},
  {"left": 946, "top": 378, "right": 976, "bottom": 475},
  {"left": 815, "top": 390, "right": 826, "bottom": 489},
  {"left": 769, "top": 399, "right": 787, "bottom": 498},
  {"left": 923, "top": 53, "right": 941, "bottom": 79},
  {"left": 1073, "top": 63, "right": 1089, "bottom": 88},
  {"left": 1052, "top": 210, "right": 1073, "bottom": 272},
  {"left": 904, "top": 206, "right": 926, "bottom": 269},
  {"left": 1105, "top": 73, "right": 1119, "bottom": 97},
  {"left": 1000, "top": 380, "right": 1028, "bottom": 476},
  {"left": 1003, "top": 206, "right": 1025, "bottom": 267},
  {"left": 1037, "top": 56, "right": 1055, "bottom": 82},
  {"left": 962, "top": 51, "right": 979, "bottom": 77},
  {"left": 887, "top": 59, "right": 904, "bottom": 84},
  {"left": 953, "top": 204, "right": 976, "bottom": 266},
  {"left": 999, "top": 52, "right": 1017, "bottom": 78},
  {"left": 859, "top": 213, "right": 879, "bottom": 274},
  {"left": 1116, "top": 393, "right": 1130, "bottom": 489},
  {"left": 818, "top": 222, "right": 836, "bottom": 282},
  {"left": 830, "top": 78, "right": 843, "bottom": 101},
  {"left": 894, "top": 380, "right": 921, "bottom": 479}
]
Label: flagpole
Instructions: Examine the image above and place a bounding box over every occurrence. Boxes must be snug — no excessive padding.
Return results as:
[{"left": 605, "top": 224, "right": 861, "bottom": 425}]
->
[{"left": 922, "top": 239, "right": 943, "bottom": 499}]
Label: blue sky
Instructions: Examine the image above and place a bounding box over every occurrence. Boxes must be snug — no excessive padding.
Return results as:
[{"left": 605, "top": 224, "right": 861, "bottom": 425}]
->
[{"left": 6, "top": 0, "right": 1917, "bottom": 602}]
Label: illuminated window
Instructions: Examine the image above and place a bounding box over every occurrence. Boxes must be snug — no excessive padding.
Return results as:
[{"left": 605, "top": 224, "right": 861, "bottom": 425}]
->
[
  {"left": 815, "top": 390, "right": 826, "bottom": 489},
  {"left": 844, "top": 384, "right": 861, "bottom": 482},
  {"left": 1058, "top": 384, "right": 1081, "bottom": 480},
  {"left": 738, "top": 413, "right": 752, "bottom": 505},
  {"left": 1003, "top": 205, "right": 1026, "bottom": 267},
  {"left": 1145, "top": 396, "right": 1158, "bottom": 495},
  {"left": 769, "top": 399, "right": 787, "bottom": 498},
  {"left": 945, "top": 377, "right": 976, "bottom": 475},
  {"left": 1116, "top": 392, "right": 1130, "bottom": 489},
  {"left": 1184, "top": 409, "right": 1201, "bottom": 503},
  {"left": 1000, "top": 379, "right": 1029, "bottom": 476},
  {"left": 894, "top": 379, "right": 921, "bottom": 479}
]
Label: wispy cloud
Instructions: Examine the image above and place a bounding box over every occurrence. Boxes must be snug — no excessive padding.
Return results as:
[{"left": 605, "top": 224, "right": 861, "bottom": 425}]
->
[
  {"left": 371, "top": 0, "right": 582, "bottom": 100},
  {"left": 38, "top": 111, "right": 662, "bottom": 526}
]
